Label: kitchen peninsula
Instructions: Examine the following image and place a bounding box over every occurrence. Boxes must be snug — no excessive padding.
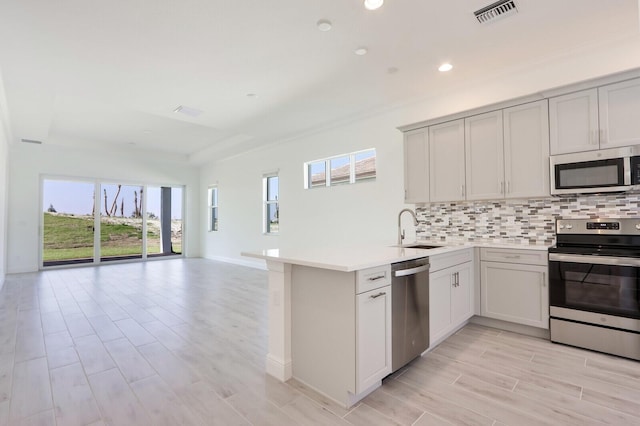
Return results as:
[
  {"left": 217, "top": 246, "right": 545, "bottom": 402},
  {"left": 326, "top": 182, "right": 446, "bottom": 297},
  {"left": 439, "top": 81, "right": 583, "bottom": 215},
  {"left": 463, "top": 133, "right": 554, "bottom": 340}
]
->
[{"left": 242, "top": 244, "right": 460, "bottom": 407}]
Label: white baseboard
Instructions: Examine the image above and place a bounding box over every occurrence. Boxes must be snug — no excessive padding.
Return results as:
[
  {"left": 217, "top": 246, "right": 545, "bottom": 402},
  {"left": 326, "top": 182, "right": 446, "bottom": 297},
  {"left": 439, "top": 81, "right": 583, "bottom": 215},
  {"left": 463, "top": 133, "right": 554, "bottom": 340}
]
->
[
  {"left": 265, "top": 353, "right": 292, "bottom": 382},
  {"left": 470, "top": 315, "right": 550, "bottom": 339},
  {"left": 7, "top": 265, "right": 37, "bottom": 274}
]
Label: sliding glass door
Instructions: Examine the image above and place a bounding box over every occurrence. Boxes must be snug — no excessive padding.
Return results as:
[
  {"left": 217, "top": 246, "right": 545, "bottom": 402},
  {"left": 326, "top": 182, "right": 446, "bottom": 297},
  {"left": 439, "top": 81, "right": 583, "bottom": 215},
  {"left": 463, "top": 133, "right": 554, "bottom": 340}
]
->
[
  {"left": 99, "top": 183, "right": 144, "bottom": 262},
  {"left": 42, "top": 178, "right": 184, "bottom": 267},
  {"left": 146, "top": 186, "right": 183, "bottom": 257},
  {"left": 42, "top": 179, "right": 96, "bottom": 266}
]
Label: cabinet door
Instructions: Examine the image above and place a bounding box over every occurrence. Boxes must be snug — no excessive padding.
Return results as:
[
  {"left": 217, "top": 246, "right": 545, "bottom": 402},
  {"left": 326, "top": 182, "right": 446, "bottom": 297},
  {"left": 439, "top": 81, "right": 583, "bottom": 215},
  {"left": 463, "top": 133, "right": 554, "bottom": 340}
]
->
[
  {"left": 465, "top": 111, "right": 505, "bottom": 200},
  {"left": 356, "top": 286, "right": 391, "bottom": 392},
  {"left": 598, "top": 78, "right": 640, "bottom": 149},
  {"left": 503, "top": 100, "right": 550, "bottom": 198},
  {"left": 429, "top": 120, "right": 466, "bottom": 202},
  {"left": 403, "top": 129, "right": 429, "bottom": 203},
  {"left": 451, "top": 262, "right": 473, "bottom": 326},
  {"left": 549, "top": 89, "right": 599, "bottom": 154},
  {"left": 429, "top": 268, "right": 453, "bottom": 345},
  {"left": 481, "top": 262, "right": 549, "bottom": 329}
]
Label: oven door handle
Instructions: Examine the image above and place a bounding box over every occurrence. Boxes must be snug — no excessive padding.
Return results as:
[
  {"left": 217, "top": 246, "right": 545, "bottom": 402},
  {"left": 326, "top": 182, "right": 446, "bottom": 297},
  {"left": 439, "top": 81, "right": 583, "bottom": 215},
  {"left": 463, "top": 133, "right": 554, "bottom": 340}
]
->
[{"left": 549, "top": 253, "right": 640, "bottom": 267}]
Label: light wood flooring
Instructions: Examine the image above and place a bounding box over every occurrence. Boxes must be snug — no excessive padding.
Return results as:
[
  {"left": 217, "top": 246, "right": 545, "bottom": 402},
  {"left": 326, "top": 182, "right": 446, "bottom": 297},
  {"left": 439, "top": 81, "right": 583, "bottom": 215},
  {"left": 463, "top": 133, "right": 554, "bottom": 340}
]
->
[{"left": 0, "top": 258, "right": 639, "bottom": 425}]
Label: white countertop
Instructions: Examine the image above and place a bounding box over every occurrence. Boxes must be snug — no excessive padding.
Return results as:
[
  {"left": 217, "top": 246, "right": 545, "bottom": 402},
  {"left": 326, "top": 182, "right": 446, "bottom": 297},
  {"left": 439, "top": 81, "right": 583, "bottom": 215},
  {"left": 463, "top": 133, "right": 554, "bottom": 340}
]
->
[
  {"left": 241, "top": 241, "right": 551, "bottom": 272},
  {"left": 241, "top": 245, "right": 460, "bottom": 272}
]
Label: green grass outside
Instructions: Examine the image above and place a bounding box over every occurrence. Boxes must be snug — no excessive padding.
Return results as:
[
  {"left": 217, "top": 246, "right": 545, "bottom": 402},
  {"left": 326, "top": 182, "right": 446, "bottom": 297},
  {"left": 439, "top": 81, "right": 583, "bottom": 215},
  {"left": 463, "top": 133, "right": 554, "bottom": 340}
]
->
[{"left": 43, "top": 213, "right": 181, "bottom": 262}]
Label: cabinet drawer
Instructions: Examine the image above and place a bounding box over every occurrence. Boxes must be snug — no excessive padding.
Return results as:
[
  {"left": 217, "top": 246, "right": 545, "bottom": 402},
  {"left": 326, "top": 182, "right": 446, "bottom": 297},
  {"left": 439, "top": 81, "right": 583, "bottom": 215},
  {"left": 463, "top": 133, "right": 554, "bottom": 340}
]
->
[
  {"left": 430, "top": 248, "right": 473, "bottom": 272},
  {"left": 480, "top": 248, "right": 547, "bottom": 266},
  {"left": 356, "top": 265, "right": 391, "bottom": 294}
]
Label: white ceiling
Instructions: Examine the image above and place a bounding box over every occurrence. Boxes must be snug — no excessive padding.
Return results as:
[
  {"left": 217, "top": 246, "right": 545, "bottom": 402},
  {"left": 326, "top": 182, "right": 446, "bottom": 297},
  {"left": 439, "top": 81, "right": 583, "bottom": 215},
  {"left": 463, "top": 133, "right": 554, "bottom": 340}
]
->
[{"left": 1, "top": 0, "right": 639, "bottom": 163}]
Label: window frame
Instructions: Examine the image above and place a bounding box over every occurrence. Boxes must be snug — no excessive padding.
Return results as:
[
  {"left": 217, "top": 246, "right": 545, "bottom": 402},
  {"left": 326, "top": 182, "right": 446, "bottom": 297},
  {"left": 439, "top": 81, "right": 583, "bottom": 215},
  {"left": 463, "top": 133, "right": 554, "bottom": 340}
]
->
[
  {"left": 262, "top": 173, "right": 279, "bottom": 235},
  {"left": 304, "top": 148, "right": 376, "bottom": 189},
  {"left": 208, "top": 186, "right": 218, "bottom": 232}
]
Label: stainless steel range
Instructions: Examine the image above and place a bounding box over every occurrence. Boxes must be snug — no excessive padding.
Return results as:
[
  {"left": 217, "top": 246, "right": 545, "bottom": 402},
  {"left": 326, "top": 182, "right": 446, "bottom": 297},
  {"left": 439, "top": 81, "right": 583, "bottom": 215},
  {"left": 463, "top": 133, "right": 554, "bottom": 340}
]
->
[{"left": 549, "top": 218, "right": 640, "bottom": 360}]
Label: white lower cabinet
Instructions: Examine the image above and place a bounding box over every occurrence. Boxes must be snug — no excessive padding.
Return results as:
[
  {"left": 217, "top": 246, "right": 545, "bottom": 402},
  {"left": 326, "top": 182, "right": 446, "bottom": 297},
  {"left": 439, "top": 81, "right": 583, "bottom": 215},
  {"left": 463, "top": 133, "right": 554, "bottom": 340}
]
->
[
  {"left": 356, "top": 285, "right": 391, "bottom": 392},
  {"left": 480, "top": 248, "right": 549, "bottom": 329},
  {"left": 291, "top": 264, "right": 391, "bottom": 408},
  {"left": 429, "top": 249, "right": 474, "bottom": 346}
]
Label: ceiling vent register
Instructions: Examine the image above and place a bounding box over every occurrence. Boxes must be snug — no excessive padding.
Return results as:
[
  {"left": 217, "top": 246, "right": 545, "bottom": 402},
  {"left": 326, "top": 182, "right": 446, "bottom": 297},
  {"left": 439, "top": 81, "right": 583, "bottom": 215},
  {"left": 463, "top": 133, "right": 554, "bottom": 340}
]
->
[{"left": 474, "top": 0, "right": 518, "bottom": 24}]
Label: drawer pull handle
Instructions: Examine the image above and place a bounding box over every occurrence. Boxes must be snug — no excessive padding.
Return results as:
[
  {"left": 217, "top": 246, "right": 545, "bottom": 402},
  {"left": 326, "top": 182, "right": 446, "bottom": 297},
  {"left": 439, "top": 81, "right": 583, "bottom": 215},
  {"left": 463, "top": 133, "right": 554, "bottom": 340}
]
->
[
  {"left": 370, "top": 292, "right": 386, "bottom": 299},
  {"left": 505, "top": 255, "right": 521, "bottom": 259},
  {"left": 368, "top": 275, "right": 386, "bottom": 281}
]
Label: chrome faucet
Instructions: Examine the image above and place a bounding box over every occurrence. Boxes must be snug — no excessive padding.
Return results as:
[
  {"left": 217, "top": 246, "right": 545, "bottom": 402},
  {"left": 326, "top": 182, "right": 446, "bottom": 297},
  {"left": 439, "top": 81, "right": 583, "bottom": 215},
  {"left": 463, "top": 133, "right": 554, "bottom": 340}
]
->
[{"left": 397, "top": 208, "right": 419, "bottom": 246}]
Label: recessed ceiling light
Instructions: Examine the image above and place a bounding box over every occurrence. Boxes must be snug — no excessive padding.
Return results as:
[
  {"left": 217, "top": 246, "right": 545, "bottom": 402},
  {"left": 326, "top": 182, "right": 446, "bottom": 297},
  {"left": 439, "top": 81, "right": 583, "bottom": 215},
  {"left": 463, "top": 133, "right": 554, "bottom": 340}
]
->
[
  {"left": 317, "top": 19, "right": 332, "bottom": 32},
  {"left": 364, "top": 0, "right": 384, "bottom": 10},
  {"left": 438, "top": 63, "right": 453, "bottom": 72},
  {"left": 354, "top": 47, "right": 368, "bottom": 56},
  {"left": 173, "top": 105, "right": 203, "bottom": 117}
]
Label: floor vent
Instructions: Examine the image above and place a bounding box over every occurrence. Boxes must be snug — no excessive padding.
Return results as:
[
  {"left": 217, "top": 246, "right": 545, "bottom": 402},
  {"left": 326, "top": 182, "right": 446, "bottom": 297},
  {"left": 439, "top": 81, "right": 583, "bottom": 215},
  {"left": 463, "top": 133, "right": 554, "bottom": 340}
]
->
[{"left": 474, "top": 0, "right": 518, "bottom": 24}]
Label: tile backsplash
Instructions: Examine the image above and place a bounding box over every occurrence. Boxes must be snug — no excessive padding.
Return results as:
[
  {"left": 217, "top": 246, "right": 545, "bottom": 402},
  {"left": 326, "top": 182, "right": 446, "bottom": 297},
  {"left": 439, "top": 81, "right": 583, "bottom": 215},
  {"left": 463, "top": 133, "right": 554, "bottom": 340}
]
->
[{"left": 415, "top": 193, "right": 640, "bottom": 246}]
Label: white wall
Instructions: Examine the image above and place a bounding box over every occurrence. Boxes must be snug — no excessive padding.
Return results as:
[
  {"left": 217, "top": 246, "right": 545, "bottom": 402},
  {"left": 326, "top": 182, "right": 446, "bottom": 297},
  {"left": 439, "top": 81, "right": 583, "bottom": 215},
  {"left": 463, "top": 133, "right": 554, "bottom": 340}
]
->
[
  {"left": 0, "top": 110, "right": 8, "bottom": 287},
  {"left": 7, "top": 144, "right": 200, "bottom": 273},
  {"left": 200, "top": 37, "right": 640, "bottom": 267},
  {"left": 200, "top": 111, "right": 410, "bottom": 268}
]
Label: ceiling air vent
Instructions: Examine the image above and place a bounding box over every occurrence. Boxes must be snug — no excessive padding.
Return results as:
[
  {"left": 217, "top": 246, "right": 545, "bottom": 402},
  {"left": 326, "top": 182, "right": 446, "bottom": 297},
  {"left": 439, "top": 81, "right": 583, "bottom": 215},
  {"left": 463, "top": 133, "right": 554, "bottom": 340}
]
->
[
  {"left": 474, "top": 0, "right": 518, "bottom": 24},
  {"left": 21, "top": 138, "right": 43, "bottom": 145}
]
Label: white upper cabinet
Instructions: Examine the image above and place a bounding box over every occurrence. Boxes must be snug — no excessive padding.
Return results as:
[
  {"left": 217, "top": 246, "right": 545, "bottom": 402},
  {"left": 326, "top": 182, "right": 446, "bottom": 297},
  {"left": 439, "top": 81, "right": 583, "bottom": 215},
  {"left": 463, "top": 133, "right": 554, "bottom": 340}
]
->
[
  {"left": 429, "top": 120, "right": 465, "bottom": 202},
  {"left": 549, "top": 89, "right": 599, "bottom": 155},
  {"left": 503, "top": 100, "right": 550, "bottom": 198},
  {"left": 465, "top": 111, "right": 504, "bottom": 200},
  {"left": 598, "top": 78, "right": 640, "bottom": 149},
  {"left": 403, "top": 128, "right": 429, "bottom": 203},
  {"left": 405, "top": 101, "right": 550, "bottom": 202},
  {"left": 550, "top": 78, "right": 640, "bottom": 155}
]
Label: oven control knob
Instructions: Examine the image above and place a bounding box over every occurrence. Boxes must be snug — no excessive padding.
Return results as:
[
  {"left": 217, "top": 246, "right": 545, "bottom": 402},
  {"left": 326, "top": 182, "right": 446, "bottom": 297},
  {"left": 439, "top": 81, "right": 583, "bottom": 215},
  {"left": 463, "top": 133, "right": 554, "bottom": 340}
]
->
[
  {"left": 558, "top": 225, "right": 564, "bottom": 229},
  {"left": 565, "top": 224, "right": 573, "bottom": 229},
  {"left": 636, "top": 224, "right": 640, "bottom": 230}
]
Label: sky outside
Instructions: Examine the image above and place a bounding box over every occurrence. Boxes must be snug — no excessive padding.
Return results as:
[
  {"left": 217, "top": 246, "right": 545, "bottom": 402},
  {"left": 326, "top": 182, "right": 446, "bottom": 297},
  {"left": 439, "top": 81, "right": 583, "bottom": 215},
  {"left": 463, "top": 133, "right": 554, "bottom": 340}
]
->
[{"left": 43, "top": 180, "right": 183, "bottom": 219}]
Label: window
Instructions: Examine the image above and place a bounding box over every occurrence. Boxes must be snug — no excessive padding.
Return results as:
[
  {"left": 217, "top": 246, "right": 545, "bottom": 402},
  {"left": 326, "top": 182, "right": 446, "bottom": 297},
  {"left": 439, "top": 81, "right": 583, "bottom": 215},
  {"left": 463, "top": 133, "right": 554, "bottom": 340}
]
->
[
  {"left": 354, "top": 149, "right": 376, "bottom": 182},
  {"left": 208, "top": 186, "right": 218, "bottom": 231},
  {"left": 263, "top": 174, "right": 279, "bottom": 234},
  {"left": 330, "top": 156, "right": 351, "bottom": 186},
  {"left": 304, "top": 148, "right": 376, "bottom": 189},
  {"left": 307, "top": 161, "right": 326, "bottom": 188},
  {"left": 42, "top": 178, "right": 184, "bottom": 267}
]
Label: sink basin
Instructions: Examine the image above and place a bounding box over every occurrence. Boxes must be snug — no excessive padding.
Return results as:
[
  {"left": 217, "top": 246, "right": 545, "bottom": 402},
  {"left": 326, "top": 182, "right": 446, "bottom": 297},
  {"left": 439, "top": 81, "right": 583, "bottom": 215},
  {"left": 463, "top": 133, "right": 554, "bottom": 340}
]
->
[{"left": 403, "top": 244, "right": 442, "bottom": 250}]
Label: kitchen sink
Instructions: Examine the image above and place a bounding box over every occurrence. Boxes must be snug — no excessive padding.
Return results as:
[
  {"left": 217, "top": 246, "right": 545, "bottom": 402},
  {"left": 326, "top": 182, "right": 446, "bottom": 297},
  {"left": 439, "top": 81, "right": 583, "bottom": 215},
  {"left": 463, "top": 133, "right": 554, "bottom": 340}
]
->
[{"left": 403, "top": 244, "right": 442, "bottom": 250}]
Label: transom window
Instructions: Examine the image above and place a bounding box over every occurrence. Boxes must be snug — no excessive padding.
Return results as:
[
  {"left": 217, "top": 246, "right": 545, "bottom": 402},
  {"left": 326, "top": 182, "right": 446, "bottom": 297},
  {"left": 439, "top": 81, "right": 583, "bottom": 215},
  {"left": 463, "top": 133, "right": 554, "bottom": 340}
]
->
[{"left": 304, "top": 149, "right": 376, "bottom": 189}]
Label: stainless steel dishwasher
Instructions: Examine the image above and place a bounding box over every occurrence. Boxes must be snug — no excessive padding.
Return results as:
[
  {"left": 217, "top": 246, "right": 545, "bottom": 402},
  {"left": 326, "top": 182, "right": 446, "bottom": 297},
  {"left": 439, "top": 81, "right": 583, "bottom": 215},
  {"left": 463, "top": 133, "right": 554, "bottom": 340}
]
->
[{"left": 391, "top": 257, "right": 430, "bottom": 372}]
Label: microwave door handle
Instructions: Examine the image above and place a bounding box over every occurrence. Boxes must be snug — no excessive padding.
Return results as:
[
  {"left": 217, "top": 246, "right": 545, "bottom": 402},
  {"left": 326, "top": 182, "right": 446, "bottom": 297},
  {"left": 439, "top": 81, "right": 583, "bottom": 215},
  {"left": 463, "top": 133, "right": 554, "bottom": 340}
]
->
[{"left": 624, "top": 156, "right": 631, "bottom": 185}]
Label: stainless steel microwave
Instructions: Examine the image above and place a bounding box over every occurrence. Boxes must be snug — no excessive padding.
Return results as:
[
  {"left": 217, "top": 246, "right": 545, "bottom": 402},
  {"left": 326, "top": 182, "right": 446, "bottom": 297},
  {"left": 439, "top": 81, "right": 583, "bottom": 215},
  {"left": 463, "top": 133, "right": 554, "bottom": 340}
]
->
[{"left": 550, "top": 146, "right": 640, "bottom": 195}]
